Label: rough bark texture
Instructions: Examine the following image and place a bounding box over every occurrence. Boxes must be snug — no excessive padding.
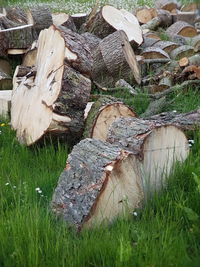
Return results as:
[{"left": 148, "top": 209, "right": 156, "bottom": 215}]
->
[
  {"left": 191, "top": 35, "right": 200, "bottom": 52},
  {"left": 52, "top": 138, "right": 143, "bottom": 229},
  {"left": 172, "top": 11, "right": 196, "bottom": 25},
  {"left": 107, "top": 117, "right": 189, "bottom": 193},
  {"left": 83, "top": 96, "right": 136, "bottom": 141},
  {"left": 153, "top": 41, "right": 179, "bottom": 54},
  {"left": 166, "top": 21, "right": 197, "bottom": 37},
  {"left": 141, "top": 47, "right": 170, "bottom": 59},
  {"left": 170, "top": 45, "right": 195, "bottom": 60},
  {"left": 81, "top": 32, "right": 101, "bottom": 54},
  {"left": 92, "top": 30, "right": 141, "bottom": 87},
  {"left": 71, "top": 13, "right": 88, "bottom": 30}
]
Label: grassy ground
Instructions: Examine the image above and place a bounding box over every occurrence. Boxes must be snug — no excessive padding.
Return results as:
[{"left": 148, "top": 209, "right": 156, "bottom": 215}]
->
[{"left": 0, "top": 88, "right": 200, "bottom": 267}]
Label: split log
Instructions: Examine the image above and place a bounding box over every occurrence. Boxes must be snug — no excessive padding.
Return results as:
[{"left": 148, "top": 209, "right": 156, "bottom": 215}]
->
[
  {"left": 82, "top": 5, "right": 143, "bottom": 45},
  {"left": 141, "top": 47, "right": 170, "bottom": 59},
  {"left": 166, "top": 21, "right": 197, "bottom": 37},
  {"left": 52, "top": 13, "right": 77, "bottom": 31},
  {"left": 107, "top": 117, "right": 189, "bottom": 193},
  {"left": 0, "top": 90, "right": 12, "bottom": 118},
  {"left": 52, "top": 138, "right": 143, "bottom": 229},
  {"left": 153, "top": 40, "right": 179, "bottom": 54},
  {"left": 22, "top": 40, "right": 37, "bottom": 66},
  {"left": 92, "top": 30, "right": 141, "bottom": 87},
  {"left": 146, "top": 108, "right": 200, "bottom": 131},
  {"left": 71, "top": 13, "right": 88, "bottom": 30},
  {"left": 155, "top": 0, "right": 178, "bottom": 12},
  {"left": 11, "top": 26, "right": 92, "bottom": 145},
  {"left": 0, "top": 24, "right": 35, "bottom": 56},
  {"left": 83, "top": 96, "right": 136, "bottom": 141},
  {"left": 170, "top": 45, "right": 194, "bottom": 60}
]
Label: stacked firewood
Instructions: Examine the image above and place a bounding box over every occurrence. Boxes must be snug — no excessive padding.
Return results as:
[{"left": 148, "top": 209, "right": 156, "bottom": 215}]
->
[{"left": 1, "top": 0, "right": 200, "bottom": 229}]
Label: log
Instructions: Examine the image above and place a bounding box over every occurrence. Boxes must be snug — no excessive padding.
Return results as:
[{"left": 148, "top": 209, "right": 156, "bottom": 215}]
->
[
  {"left": 135, "top": 6, "right": 156, "bottom": 24},
  {"left": 4, "top": 7, "right": 27, "bottom": 25},
  {"left": 141, "top": 97, "right": 167, "bottom": 118},
  {"left": 0, "top": 90, "right": 12, "bottom": 118},
  {"left": 0, "top": 24, "right": 35, "bottom": 56},
  {"left": 181, "top": 3, "right": 197, "bottom": 12},
  {"left": 146, "top": 108, "right": 200, "bottom": 131},
  {"left": 26, "top": 6, "right": 53, "bottom": 35},
  {"left": 191, "top": 34, "right": 200, "bottom": 52},
  {"left": 22, "top": 40, "right": 37, "bottom": 66},
  {"left": 144, "top": 31, "right": 161, "bottom": 39},
  {"left": 179, "top": 54, "right": 200, "bottom": 67},
  {"left": 82, "top": 6, "right": 143, "bottom": 45},
  {"left": 170, "top": 45, "right": 194, "bottom": 60},
  {"left": 0, "top": 58, "right": 12, "bottom": 90},
  {"left": 141, "top": 47, "right": 170, "bottom": 59},
  {"left": 92, "top": 30, "right": 141, "bottom": 87},
  {"left": 166, "top": 21, "right": 197, "bottom": 37},
  {"left": 140, "top": 37, "right": 160, "bottom": 49},
  {"left": 107, "top": 117, "right": 189, "bottom": 194},
  {"left": 11, "top": 26, "right": 92, "bottom": 145},
  {"left": 71, "top": 13, "right": 88, "bottom": 30},
  {"left": 153, "top": 40, "right": 179, "bottom": 54},
  {"left": 81, "top": 32, "right": 101, "bottom": 53},
  {"left": 155, "top": 0, "right": 178, "bottom": 12},
  {"left": 115, "top": 79, "right": 138, "bottom": 95},
  {"left": 141, "top": 9, "right": 172, "bottom": 30},
  {"left": 52, "top": 138, "right": 143, "bottom": 229},
  {"left": 83, "top": 96, "right": 136, "bottom": 141},
  {"left": 172, "top": 11, "right": 196, "bottom": 25},
  {"left": 171, "top": 34, "right": 188, "bottom": 45},
  {"left": 52, "top": 13, "right": 77, "bottom": 32}
]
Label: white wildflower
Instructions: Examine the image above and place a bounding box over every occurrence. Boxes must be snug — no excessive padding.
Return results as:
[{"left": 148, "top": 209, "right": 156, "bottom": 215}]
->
[
  {"left": 13, "top": 185, "right": 16, "bottom": 189},
  {"left": 35, "top": 187, "right": 40, "bottom": 191},
  {"left": 5, "top": 182, "right": 9, "bottom": 186},
  {"left": 188, "top": 140, "right": 194, "bottom": 144},
  {"left": 133, "top": 211, "right": 138, "bottom": 216}
]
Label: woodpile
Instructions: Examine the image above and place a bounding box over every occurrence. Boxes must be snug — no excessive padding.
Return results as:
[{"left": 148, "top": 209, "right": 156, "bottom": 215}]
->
[{"left": 1, "top": 1, "right": 200, "bottom": 229}]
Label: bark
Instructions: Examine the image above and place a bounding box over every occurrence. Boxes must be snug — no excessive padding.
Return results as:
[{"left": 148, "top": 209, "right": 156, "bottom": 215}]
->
[
  {"left": 81, "top": 32, "right": 101, "bottom": 54},
  {"left": 83, "top": 95, "right": 136, "bottom": 141},
  {"left": 172, "top": 11, "right": 196, "bottom": 25},
  {"left": 52, "top": 138, "right": 143, "bottom": 229},
  {"left": 141, "top": 47, "right": 170, "bottom": 59},
  {"left": 4, "top": 7, "right": 27, "bottom": 25},
  {"left": 52, "top": 13, "right": 77, "bottom": 32},
  {"left": 141, "top": 97, "right": 167, "bottom": 118},
  {"left": 22, "top": 40, "right": 37, "bottom": 67},
  {"left": 71, "top": 13, "right": 88, "bottom": 30},
  {"left": 107, "top": 117, "right": 189, "bottom": 193},
  {"left": 170, "top": 45, "right": 195, "bottom": 60},
  {"left": 141, "top": 9, "right": 172, "bottom": 30},
  {"left": 191, "top": 35, "right": 200, "bottom": 52},
  {"left": 153, "top": 40, "right": 179, "bottom": 54},
  {"left": 11, "top": 26, "right": 92, "bottom": 146},
  {"left": 166, "top": 21, "right": 197, "bottom": 38},
  {"left": 155, "top": 0, "right": 178, "bottom": 12},
  {"left": 140, "top": 37, "right": 160, "bottom": 49},
  {"left": 181, "top": 3, "right": 197, "bottom": 12},
  {"left": 92, "top": 30, "right": 141, "bottom": 87},
  {"left": 0, "top": 90, "right": 12, "bottom": 118}
]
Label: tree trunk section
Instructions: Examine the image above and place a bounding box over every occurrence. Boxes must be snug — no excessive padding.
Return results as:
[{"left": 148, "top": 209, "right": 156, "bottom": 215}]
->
[
  {"left": 166, "top": 21, "right": 197, "bottom": 37},
  {"left": 52, "top": 138, "right": 143, "bottom": 230}
]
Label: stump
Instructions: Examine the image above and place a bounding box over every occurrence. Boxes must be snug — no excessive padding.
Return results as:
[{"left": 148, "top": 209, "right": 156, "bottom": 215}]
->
[
  {"left": 11, "top": 25, "right": 92, "bottom": 145},
  {"left": 52, "top": 138, "right": 143, "bottom": 229},
  {"left": 92, "top": 30, "right": 141, "bottom": 87},
  {"left": 107, "top": 117, "right": 189, "bottom": 194},
  {"left": 84, "top": 96, "right": 136, "bottom": 141}
]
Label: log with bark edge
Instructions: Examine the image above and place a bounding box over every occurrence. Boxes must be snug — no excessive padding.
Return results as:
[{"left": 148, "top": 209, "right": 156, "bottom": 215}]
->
[
  {"left": 141, "top": 47, "right": 170, "bottom": 59},
  {"left": 141, "top": 9, "right": 172, "bottom": 30},
  {"left": 144, "top": 31, "right": 161, "bottom": 39},
  {"left": 153, "top": 40, "right": 179, "bottom": 54},
  {"left": 0, "top": 24, "right": 35, "bottom": 56},
  {"left": 92, "top": 30, "right": 141, "bottom": 87},
  {"left": 0, "top": 90, "right": 12, "bottom": 118},
  {"left": 11, "top": 25, "right": 92, "bottom": 146},
  {"left": 22, "top": 40, "right": 37, "bottom": 66},
  {"left": 170, "top": 45, "right": 195, "bottom": 60},
  {"left": 135, "top": 6, "right": 157, "bottom": 24},
  {"left": 81, "top": 32, "right": 101, "bottom": 54},
  {"left": 52, "top": 138, "right": 143, "bottom": 229},
  {"left": 71, "top": 13, "right": 88, "bottom": 30},
  {"left": 140, "top": 37, "right": 160, "bottom": 49},
  {"left": 107, "top": 117, "right": 189, "bottom": 194},
  {"left": 82, "top": 5, "right": 143, "bottom": 45},
  {"left": 166, "top": 21, "right": 197, "bottom": 37},
  {"left": 83, "top": 96, "right": 136, "bottom": 141},
  {"left": 181, "top": 3, "right": 197, "bottom": 12},
  {"left": 155, "top": 0, "right": 178, "bottom": 12},
  {"left": 4, "top": 7, "right": 27, "bottom": 25},
  {"left": 0, "top": 58, "right": 12, "bottom": 90},
  {"left": 179, "top": 54, "right": 200, "bottom": 67},
  {"left": 52, "top": 13, "right": 76, "bottom": 31}
]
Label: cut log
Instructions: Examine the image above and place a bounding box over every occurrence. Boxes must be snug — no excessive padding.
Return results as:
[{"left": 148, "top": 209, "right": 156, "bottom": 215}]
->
[
  {"left": 135, "top": 7, "right": 156, "bottom": 24},
  {"left": 52, "top": 13, "right": 77, "bottom": 32},
  {"left": 81, "top": 32, "right": 101, "bottom": 53},
  {"left": 141, "top": 97, "right": 167, "bottom": 118},
  {"left": 52, "top": 138, "right": 143, "bottom": 229},
  {"left": 171, "top": 34, "right": 188, "bottom": 45},
  {"left": 179, "top": 54, "right": 200, "bottom": 67},
  {"left": 107, "top": 117, "right": 189, "bottom": 193},
  {"left": 144, "top": 31, "right": 161, "bottom": 39},
  {"left": 92, "top": 30, "right": 141, "bottom": 87},
  {"left": 141, "top": 47, "right": 170, "bottom": 59},
  {"left": 26, "top": 6, "right": 53, "bottom": 35},
  {"left": 166, "top": 21, "right": 197, "bottom": 37},
  {"left": 11, "top": 26, "right": 92, "bottom": 145},
  {"left": 146, "top": 108, "right": 200, "bottom": 131},
  {"left": 4, "top": 7, "right": 27, "bottom": 25},
  {"left": 140, "top": 37, "right": 160, "bottom": 49},
  {"left": 82, "top": 5, "right": 143, "bottom": 45},
  {"left": 83, "top": 96, "right": 136, "bottom": 141},
  {"left": 0, "top": 24, "right": 35, "bottom": 56},
  {"left": 141, "top": 9, "right": 172, "bottom": 30},
  {"left": 71, "top": 13, "right": 88, "bottom": 30},
  {"left": 172, "top": 11, "right": 196, "bottom": 25},
  {"left": 181, "top": 3, "right": 197, "bottom": 12},
  {"left": 191, "top": 34, "right": 200, "bottom": 52},
  {"left": 170, "top": 45, "right": 194, "bottom": 60},
  {"left": 155, "top": 0, "right": 178, "bottom": 12},
  {"left": 153, "top": 40, "right": 179, "bottom": 54},
  {"left": 115, "top": 79, "right": 138, "bottom": 95},
  {"left": 0, "top": 90, "right": 12, "bottom": 118}
]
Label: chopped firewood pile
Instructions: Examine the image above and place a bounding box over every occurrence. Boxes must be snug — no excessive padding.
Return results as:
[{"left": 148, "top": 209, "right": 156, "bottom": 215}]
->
[{"left": 1, "top": 0, "right": 200, "bottom": 230}]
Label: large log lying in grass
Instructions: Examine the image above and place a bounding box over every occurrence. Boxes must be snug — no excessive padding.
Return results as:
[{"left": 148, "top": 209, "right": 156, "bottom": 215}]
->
[
  {"left": 92, "top": 30, "right": 141, "bottom": 87},
  {"left": 52, "top": 138, "right": 143, "bottom": 230},
  {"left": 83, "top": 96, "right": 136, "bottom": 141},
  {"left": 107, "top": 117, "right": 189, "bottom": 194},
  {"left": 82, "top": 5, "right": 143, "bottom": 45},
  {"left": 11, "top": 25, "right": 92, "bottom": 145}
]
